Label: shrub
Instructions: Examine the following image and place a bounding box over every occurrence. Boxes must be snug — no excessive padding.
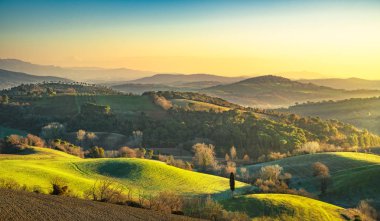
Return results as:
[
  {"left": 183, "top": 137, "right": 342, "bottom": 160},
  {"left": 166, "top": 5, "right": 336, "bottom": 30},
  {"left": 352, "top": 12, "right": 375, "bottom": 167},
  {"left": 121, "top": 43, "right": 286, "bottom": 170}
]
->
[
  {"left": 50, "top": 139, "right": 84, "bottom": 157},
  {"left": 297, "top": 141, "right": 320, "bottom": 154},
  {"left": 182, "top": 196, "right": 250, "bottom": 221},
  {"left": 85, "top": 178, "right": 126, "bottom": 203},
  {"left": 312, "top": 162, "right": 330, "bottom": 195},
  {"left": 119, "top": 146, "right": 137, "bottom": 158},
  {"left": 50, "top": 177, "right": 69, "bottom": 196},
  {"left": 26, "top": 134, "right": 45, "bottom": 147},
  {"left": 0, "top": 178, "right": 22, "bottom": 190},
  {"left": 87, "top": 146, "right": 105, "bottom": 158},
  {"left": 41, "top": 122, "right": 66, "bottom": 140},
  {"left": 192, "top": 143, "right": 219, "bottom": 172},
  {"left": 0, "top": 135, "right": 28, "bottom": 153}
]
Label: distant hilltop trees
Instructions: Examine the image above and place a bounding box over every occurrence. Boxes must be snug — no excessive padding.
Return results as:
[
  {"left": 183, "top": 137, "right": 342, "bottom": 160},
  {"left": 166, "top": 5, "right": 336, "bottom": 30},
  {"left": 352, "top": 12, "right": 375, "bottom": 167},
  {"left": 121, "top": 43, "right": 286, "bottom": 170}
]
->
[{"left": 1, "top": 82, "right": 120, "bottom": 96}]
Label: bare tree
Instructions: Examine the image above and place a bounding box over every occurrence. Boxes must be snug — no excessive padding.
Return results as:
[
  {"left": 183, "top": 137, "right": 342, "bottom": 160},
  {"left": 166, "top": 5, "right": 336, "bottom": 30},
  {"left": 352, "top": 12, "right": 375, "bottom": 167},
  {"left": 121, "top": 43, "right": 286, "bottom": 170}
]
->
[{"left": 312, "top": 162, "right": 330, "bottom": 195}]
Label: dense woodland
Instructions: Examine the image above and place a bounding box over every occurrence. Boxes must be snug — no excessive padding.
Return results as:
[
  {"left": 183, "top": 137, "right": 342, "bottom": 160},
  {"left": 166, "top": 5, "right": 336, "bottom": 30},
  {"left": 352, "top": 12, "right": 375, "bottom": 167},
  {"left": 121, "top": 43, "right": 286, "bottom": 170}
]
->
[{"left": 1, "top": 84, "right": 379, "bottom": 159}]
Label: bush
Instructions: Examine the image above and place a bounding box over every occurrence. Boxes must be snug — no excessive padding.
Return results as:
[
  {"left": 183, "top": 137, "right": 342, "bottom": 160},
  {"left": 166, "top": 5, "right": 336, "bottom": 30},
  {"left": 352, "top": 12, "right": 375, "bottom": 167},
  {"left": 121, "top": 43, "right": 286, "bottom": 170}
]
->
[
  {"left": 182, "top": 196, "right": 250, "bottom": 221},
  {"left": 119, "top": 146, "right": 137, "bottom": 158},
  {"left": 50, "top": 177, "right": 69, "bottom": 196},
  {"left": 50, "top": 139, "right": 84, "bottom": 157},
  {"left": 85, "top": 178, "right": 126, "bottom": 203},
  {"left": 26, "top": 134, "right": 45, "bottom": 147},
  {"left": 87, "top": 146, "right": 105, "bottom": 158},
  {"left": 0, "top": 178, "right": 22, "bottom": 190},
  {"left": 0, "top": 135, "right": 28, "bottom": 153}
]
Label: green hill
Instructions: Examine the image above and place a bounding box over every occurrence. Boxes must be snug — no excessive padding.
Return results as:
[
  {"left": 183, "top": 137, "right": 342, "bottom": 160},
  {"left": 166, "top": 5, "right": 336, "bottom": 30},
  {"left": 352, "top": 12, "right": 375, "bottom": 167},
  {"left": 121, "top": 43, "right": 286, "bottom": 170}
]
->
[
  {"left": 221, "top": 194, "right": 344, "bottom": 221},
  {"left": 0, "top": 147, "right": 249, "bottom": 197},
  {"left": 243, "top": 152, "right": 380, "bottom": 208},
  {"left": 203, "top": 75, "right": 380, "bottom": 107},
  {"left": 282, "top": 96, "right": 380, "bottom": 134}
]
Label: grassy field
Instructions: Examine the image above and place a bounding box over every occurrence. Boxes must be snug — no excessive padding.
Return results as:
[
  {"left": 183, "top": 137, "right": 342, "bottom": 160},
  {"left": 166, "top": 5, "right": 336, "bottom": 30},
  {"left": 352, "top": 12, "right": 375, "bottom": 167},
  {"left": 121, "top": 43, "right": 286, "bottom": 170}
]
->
[
  {"left": 0, "top": 147, "right": 249, "bottom": 197},
  {"left": 243, "top": 152, "right": 380, "bottom": 208},
  {"left": 221, "top": 194, "right": 344, "bottom": 221},
  {"left": 0, "top": 126, "right": 27, "bottom": 138},
  {"left": 171, "top": 99, "right": 230, "bottom": 112},
  {"left": 19, "top": 95, "right": 165, "bottom": 118}
]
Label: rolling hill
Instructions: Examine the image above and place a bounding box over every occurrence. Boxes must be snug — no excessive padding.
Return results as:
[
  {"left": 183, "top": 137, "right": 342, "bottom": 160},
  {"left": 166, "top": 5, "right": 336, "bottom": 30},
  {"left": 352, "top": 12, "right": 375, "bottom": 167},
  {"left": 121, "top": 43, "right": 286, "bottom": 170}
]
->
[
  {"left": 0, "top": 58, "right": 155, "bottom": 82},
  {"left": 282, "top": 97, "right": 380, "bottom": 134},
  {"left": 0, "top": 69, "right": 71, "bottom": 90},
  {"left": 222, "top": 194, "right": 344, "bottom": 221},
  {"left": 127, "top": 73, "right": 245, "bottom": 85},
  {"left": 299, "top": 78, "right": 380, "bottom": 90},
  {"left": 0, "top": 188, "right": 199, "bottom": 221},
  {"left": 0, "top": 147, "right": 249, "bottom": 197},
  {"left": 203, "top": 75, "right": 380, "bottom": 107},
  {"left": 242, "top": 152, "right": 380, "bottom": 208}
]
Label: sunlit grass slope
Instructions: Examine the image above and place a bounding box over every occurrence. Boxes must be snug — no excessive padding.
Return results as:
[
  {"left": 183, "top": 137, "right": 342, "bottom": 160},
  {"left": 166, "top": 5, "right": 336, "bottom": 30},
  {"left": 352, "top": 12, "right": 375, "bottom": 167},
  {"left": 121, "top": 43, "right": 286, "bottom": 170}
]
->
[
  {"left": 221, "top": 194, "right": 344, "bottom": 221},
  {"left": 243, "top": 152, "right": 380, "bottom": 207},
  {"left": 0, "top": 147, "right": 248, "bottom": 197}
]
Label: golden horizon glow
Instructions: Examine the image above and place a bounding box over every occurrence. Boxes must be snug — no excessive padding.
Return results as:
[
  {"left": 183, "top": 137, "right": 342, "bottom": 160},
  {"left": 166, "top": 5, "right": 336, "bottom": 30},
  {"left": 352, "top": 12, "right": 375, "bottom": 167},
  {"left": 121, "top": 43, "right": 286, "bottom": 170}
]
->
[{"left": 1, "top": 1, "right": 380, "bottom": 79}]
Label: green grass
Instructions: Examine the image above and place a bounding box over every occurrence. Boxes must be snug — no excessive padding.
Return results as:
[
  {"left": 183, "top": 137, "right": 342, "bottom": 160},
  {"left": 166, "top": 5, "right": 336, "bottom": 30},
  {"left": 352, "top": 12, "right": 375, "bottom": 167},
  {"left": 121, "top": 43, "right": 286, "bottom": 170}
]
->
[
  {"left": 221, "top": 194, "right": 344, "bottom": 221},
  {"left": 0, "top": 147, "right": 249, "bottom": 197},
  {"left": 0, "top": 126, "right": 27, "bottom": 138},
  {"left": 20, "top": 95, "right": 165, "bottom": 118},
  {"left": 171, "top": 99, "right": 230, "bottom": 112},
  {"left": 243, "top": 152, "right": 380, "bottom": 208}
]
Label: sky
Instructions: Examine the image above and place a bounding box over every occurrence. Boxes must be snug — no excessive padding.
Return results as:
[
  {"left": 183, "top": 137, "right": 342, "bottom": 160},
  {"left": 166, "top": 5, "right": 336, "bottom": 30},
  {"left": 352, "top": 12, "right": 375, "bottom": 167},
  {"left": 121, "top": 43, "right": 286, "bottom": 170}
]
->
[{"left": 1, "top": 0, "right": 380, "bottom": 79}]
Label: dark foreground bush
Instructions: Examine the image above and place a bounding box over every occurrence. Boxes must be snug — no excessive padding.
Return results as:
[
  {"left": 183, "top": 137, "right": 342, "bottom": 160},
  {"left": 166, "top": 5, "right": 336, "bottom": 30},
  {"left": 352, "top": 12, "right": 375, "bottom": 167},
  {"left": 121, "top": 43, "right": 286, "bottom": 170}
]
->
[{"left": 50, "top": 177, "right": 70, "bottom": 196}]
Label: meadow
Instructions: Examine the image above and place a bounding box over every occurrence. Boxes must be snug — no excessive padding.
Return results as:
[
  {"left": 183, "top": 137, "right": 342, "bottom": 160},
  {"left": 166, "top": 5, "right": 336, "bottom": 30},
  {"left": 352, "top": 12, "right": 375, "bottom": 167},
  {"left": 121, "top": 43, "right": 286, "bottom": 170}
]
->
[
  {"left": 243, "top": 152, "right": 380, "bottom": 208},
  {"left": 0, "top": 147, "right": 249, "bottom": 197},
  {"left": 221, "top": 194, "right": 344, "bottom": 221}
]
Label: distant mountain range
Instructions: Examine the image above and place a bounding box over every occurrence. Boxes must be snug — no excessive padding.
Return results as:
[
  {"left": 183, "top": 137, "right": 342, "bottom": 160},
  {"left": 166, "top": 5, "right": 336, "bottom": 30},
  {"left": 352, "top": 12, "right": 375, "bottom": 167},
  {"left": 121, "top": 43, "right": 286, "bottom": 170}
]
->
[
  {"left": 127, "top": 73, "right": 246, "bottom": 85},
  {"left": 0, "top": 69, "right": 71, "bottom": 90},
  {"left": 0, "top": 59, "right": 154, "bottom": 82},
  {"left": 298, "top": 78, "right": 380, "bottom": 90},
  {"left": 112, "top": 74, "right": 246, "bottom": 93},
  {"left": 202, "top": 75, "right": 380, "bottom": 107}
]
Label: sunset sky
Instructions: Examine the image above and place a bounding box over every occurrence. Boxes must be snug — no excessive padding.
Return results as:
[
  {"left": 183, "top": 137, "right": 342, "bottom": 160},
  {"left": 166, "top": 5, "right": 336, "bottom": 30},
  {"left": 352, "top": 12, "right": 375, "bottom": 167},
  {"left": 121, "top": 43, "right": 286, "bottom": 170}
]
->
[{"left": 1, "top": 0, "right": 380, "bottom": 79}]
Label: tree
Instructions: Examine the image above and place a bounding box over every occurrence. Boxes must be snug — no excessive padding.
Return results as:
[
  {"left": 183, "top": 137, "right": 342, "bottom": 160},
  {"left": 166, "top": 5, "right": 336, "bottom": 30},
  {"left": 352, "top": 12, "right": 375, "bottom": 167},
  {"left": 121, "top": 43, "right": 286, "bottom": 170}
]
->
[
  {"left": 41, "top": 122, "right": 65, "bottom": 140},
  {"left": 76, "top": 129, "right": 86, "bottom": 145},
  {"left": 260, "top": 165, "right": 283, "bottom": 181},
  {"left": 87, "top": 146, "right": 105, "bottom": 158},
  {"left": 229, "top": 172, "right": 235, "bottom": 195},
  {"left": 146, "top": 149, "right": 154, "bottom": 159},
  {"left": 192, "top": 143, "right": 218, "bottom": 172},
  {"left": 1, "top": 95, "right": 9, "bottom": 104},
  {"left": 243, "top": 154, "right": 250, "bottom": 162},
  {"left": 225, "top": 153, "right": 230, "bottom": 162},
  {"left": 230, "top": 146, "right": 237, "bottom": 160},
  {"left": 119, "top": 146, "right": 136, "bottom": 158},
  {"left": 312, "top": 162, "right": 330, "bottom": 195}
]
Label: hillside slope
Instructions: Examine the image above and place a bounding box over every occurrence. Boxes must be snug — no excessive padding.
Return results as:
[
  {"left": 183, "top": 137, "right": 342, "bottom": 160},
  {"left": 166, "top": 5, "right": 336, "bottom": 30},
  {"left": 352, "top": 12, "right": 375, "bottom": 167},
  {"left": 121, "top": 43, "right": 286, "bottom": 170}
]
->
[
  {"left": 282, "top": 96, "right": 380, "bottom": 134},
  {"left": 243, "top": 152, "right": 380, "bottom": 208},
  {"left": 222, "top": 194, "right": 344, "bottom": 221},
  {"left": 0, "top": 147, "right": 249, "bottom": 197},
  {"left": 0, "top": 69, "right": 71, "bottom": 89},
  {"left": 299, "top": 78, "right": 380, "bottom": 90},
  {"left": 203, "top": 75, "right": 380, "bottom": 107},
  {"left": 0, "top": 188, "right": 199, "bottom": 221},
  {"left": 128, "top": 73, "right": 245, "bottom": 85}
]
